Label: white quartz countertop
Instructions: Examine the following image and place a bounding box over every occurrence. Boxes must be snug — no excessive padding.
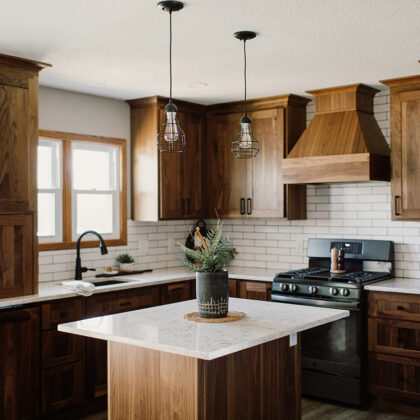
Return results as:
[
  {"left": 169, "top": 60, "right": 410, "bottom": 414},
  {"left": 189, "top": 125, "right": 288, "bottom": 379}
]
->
[
  {"left": 364, "top": 278, "right": 420, "bottom": 295},
  {"left": 0, "top": 268, "right": 276, "bottom": 309},
  {"left": 58, "top": 298, "right": 348, "bottom": 360}
]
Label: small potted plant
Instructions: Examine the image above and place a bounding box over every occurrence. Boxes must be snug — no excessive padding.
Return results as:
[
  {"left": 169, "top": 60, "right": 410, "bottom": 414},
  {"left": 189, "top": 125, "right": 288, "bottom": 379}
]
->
[
  {"left": 178, "top": 222, "right": 237, "bottom": 318},
  {"left": 116, "top": 253, "right": 135, "bottom": 272}
]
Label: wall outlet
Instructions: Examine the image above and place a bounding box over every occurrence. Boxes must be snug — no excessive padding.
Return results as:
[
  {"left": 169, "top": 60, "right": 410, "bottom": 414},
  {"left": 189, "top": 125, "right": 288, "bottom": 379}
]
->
[{"left": 138, "top": 239, "right": 149, "bottom": 253}]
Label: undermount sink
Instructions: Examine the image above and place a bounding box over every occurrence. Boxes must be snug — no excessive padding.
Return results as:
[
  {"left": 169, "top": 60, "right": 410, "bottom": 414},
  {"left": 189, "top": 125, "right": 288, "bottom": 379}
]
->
[{"left": 91, "top": 279, "right": 129, "bottom": 287}]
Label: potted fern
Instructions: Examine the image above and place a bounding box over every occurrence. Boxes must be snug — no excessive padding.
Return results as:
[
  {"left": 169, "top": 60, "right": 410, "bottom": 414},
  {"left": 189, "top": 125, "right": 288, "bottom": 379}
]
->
[{"left": 178, "top": 222, "right": 237, "bottom": 318}]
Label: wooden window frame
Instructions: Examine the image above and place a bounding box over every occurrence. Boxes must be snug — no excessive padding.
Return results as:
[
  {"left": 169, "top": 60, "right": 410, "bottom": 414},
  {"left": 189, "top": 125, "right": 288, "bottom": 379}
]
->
[{"left": 38, "top": 130, "right": 127, "bottom": 251}]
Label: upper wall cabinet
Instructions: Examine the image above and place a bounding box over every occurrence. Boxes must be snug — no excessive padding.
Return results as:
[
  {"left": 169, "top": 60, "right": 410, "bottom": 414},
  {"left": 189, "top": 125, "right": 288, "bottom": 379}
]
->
[
  {"left": 127, "top": 96, "right": 205, "bottom": 221},
  {"left": 381, "top": 75, "right": 420, "bottom": 220},
  {"left": 0, "top": 53, "right": 49, "bottom": 297},
  {"left": 205, "top": 95, "right": 310, "bottom": 220}
]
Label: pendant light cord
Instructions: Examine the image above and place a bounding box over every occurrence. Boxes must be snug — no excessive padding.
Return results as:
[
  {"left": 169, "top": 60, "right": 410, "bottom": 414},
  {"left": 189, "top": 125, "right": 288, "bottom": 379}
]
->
[
  {"left": 243, "top": 40, "right": 247, "bottom": 117},
  {"left": 169, "top": 10, "right": 173, "bottom": 103}
]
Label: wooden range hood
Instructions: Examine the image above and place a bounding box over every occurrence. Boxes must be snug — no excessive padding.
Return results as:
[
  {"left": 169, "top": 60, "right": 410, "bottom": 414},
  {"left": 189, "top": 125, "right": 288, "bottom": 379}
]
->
[{"left": 282, "top": 84, "right": 390, "bottom": 183}]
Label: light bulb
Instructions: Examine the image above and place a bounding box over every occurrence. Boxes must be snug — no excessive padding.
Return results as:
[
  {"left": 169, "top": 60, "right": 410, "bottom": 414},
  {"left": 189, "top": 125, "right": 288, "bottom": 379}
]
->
[
  {"left": 163, "top": 111, "right": 179, "bottom": 143},
  {"left": 239, "top": 122, "right": 252, "bottom": 148}
]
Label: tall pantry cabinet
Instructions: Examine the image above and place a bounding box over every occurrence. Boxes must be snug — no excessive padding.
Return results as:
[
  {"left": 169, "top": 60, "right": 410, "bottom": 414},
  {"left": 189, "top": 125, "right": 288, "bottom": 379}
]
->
[
  {"left": 0, "top": 53, "right": 48, "bottom": 298},
  {"left": 381, "top": 75, "right": 420, "bottom": 220}
]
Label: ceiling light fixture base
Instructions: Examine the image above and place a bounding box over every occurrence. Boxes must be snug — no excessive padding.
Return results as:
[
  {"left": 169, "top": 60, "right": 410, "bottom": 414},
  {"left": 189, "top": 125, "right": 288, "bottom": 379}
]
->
[
  {"left": 234, "top": 31, "right": 257, "bottom": 41},
  {"left": 157, "top": 1, "right": 184, "bottom": 12}
]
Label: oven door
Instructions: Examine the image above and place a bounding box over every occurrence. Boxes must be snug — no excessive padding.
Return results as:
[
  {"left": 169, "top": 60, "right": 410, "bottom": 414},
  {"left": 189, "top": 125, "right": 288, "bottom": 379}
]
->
[{"left": 272, "top": 293, "right": 365, "bottom": 406}]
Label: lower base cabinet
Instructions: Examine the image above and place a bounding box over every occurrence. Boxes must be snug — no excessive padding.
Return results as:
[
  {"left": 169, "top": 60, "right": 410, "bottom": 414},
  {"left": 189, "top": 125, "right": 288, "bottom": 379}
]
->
[
  {"left": 368, "top": 291, "right": 420, "bottom": 416},
  {"left": 0, "top": 306, "right": 39, "bottom": 420},
  {"left": 238, "top": 280, "right": 272, "bottom": 301}
]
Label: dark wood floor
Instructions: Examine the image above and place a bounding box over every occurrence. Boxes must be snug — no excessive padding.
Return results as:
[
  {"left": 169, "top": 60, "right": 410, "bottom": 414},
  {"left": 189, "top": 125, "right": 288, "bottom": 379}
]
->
[
  {"left": 78, "top": 398, "right": 417, "bottom": 419},
  {"left": 302, "top": 398, "right": 417, "bottom": 420}
]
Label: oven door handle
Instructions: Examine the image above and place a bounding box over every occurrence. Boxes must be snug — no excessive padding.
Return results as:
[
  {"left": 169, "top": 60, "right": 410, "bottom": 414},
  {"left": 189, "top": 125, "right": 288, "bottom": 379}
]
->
[{"left": 271, "top": 294, "right": 360, "bottom": 311}]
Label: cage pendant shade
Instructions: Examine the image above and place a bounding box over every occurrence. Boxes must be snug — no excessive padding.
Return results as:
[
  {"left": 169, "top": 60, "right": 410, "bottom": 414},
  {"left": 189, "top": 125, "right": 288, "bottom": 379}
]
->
[
  {"left": 157, "top": 1, "right": 185, "bottom": 152},
  {"left": 232, "top": 31, "right": 259, "bottom": 159},
  {"left": 158, "top": 102, "right": 186, "bottom": 152},
  {"left": 231, "top": 115, "right": 259, "bottom": 158}
]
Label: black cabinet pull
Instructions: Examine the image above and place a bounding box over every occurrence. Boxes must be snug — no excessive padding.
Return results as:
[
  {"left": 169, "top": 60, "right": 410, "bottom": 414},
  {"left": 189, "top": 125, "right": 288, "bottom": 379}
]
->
[
  {"left": 119, "top": 301, "right": 132, "bottom": 307},
  {"left": 247, "top": 198, "right": 252, "bottom": 215},
  {"left": 185, "top": 198, "right": 191, "bottom": 216},
  {"left": 396, "top": 305, "right": 404, "bottom": 311},
  {"left": 240, "top": 198, "right": 245, "bottom": 215},
  {"left": 394, "top": 195, "right": 400, "bottom": 216},
  {"left": 181, "top": 198, "right": 185, "bottom": 215}
]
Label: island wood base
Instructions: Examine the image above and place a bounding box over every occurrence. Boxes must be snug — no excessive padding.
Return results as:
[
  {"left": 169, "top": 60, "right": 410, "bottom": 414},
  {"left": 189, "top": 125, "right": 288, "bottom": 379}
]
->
[{"left": 108, "top": 335, "right": 301, "bottom": 420}]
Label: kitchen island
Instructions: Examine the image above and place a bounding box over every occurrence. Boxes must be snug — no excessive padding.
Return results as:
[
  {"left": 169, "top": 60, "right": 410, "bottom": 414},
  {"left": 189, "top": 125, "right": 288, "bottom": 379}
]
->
[{"left": 59, "top": 298, "right": 348, "bottom": 419}]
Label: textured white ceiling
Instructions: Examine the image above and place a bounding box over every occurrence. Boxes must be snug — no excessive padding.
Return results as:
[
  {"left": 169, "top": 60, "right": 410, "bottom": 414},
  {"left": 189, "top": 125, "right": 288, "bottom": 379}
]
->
[{"left": 1, "top": 0, "right": 419, "bottom": 104}]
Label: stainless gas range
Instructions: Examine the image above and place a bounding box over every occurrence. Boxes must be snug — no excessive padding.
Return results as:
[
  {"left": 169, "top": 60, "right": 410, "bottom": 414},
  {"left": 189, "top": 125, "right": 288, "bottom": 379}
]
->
[{"left": 271, "top": 238, "right": 394, "bottom": 407}]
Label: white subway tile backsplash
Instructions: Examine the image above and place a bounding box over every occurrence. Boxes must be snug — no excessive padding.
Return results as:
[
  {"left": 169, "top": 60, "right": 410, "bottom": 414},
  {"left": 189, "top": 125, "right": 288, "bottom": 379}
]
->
[{"left": 38, "top": 90, "right": 420, "bottom": 282}]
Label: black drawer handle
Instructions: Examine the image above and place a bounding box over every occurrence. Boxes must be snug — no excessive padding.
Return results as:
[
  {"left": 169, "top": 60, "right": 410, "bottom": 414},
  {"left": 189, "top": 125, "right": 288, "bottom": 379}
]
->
[
  {"left": 169, "top": 287, "right": 184, "bottom": 293},
  {"left": 59, "top": 311, "right": 68, "bottom": 318},
  {"left": 394, "top": 195, "right": 400, "bottom": 216},
  {"left": 396, "top": 305, "right": 404, "bottom": 311},
  {"left": 185, "top": 198, "right": 191, "bottom": 216},
  {"left": 119, "top": 302, "right": 132, "bottom": 307},
  {"left": 181, "top": 198, "right": 185, "bottom": 215}
]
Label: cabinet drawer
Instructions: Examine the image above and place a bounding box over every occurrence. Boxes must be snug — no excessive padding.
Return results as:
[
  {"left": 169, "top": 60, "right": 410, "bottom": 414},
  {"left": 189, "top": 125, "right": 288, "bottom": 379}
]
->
[
  {"left": 368, "top": 292, "right": 420, "bottom": 322},
  {"left": 41, "top": 330, "right": 83, "bottom": 369},
  {"left": 86, "top": 286, "right": 160, "bottom": 317},
  {"left": 368, "top": 352, "right": 420, "bottom": 403},
  {"left": 161, "top": 281, "right": 192, "bottom": 304},
  {"left": 368, "top": 317, "right": 420, "bottom": 359},
  {"left": 42, "top": 298, "right": 84, "bottom": 330},
  {"left": 41, "top": 361, "right": 84, "bottom": 414},
  {"left": 239, "top": 280, "right": 272, "bottom": 301}
]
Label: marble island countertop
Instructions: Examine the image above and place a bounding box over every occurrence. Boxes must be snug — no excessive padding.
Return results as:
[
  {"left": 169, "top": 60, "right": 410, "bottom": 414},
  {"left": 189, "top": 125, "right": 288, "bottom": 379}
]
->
[
  {"left": 0, "top": 267, "right": 276, "bottom": 309},
  {"left": 58, "top": 297, "right": 349, "bottom": 360}
]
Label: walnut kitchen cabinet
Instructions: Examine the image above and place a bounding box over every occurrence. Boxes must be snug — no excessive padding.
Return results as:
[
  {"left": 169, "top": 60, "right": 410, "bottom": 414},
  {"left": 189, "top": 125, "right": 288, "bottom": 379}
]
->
[
  {"left": 40, "top": 298, "right": 86, "bottom": 415},
  {"left": 367, "top": 291, "right": 420, "bottom": 416},
  {"left": 238, "top": 280, "right": 272, "bottom": 301},
  {"left": 0, "top": 54, "right": 49, "bottom": 297},
  {"left": 0, "top": 306, "right": 40, "bottom": 420},
  {"left": 206, "top": 95, "right": 309, "bottom": 220},
  {"left": 381, "top": 75, "right": 420, "bottom": 220},
  {"left": 85, "top": 287, "right": 161, "bottom": 398},
  {"left": 127, "top": 96, "right": 205, "bottom": 221}
]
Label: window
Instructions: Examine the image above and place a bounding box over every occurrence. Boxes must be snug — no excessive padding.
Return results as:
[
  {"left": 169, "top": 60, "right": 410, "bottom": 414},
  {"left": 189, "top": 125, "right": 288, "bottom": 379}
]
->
[{"left": 37, "top": 130, "right": 127, "bottom": 251}]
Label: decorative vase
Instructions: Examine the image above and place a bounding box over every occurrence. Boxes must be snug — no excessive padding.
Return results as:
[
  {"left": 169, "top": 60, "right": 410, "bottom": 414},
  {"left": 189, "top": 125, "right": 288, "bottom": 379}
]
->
[
  {"left": 196, "top": 271, "right": 229, "bottom": 318},
  {"left": 119, "top": 263, "right": 134, "bottom": 272}
]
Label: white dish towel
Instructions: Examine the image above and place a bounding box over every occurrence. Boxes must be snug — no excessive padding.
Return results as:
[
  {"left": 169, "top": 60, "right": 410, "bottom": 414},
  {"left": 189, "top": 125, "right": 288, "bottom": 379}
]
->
[{"left": 62, "top": 280, "right": 95, "bottom": 296}]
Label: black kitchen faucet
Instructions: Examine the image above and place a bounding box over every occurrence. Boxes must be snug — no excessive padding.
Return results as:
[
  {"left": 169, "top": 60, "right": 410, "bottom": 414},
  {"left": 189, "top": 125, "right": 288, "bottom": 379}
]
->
[{"left": 75, "top": 230, "right": 108, "bottom": 280}]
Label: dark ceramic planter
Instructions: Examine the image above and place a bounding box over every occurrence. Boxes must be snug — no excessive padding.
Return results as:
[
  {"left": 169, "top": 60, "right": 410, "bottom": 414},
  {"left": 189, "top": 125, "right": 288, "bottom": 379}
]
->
[{"left": 196, "top": 271, "right": 229, "bottom": 318}]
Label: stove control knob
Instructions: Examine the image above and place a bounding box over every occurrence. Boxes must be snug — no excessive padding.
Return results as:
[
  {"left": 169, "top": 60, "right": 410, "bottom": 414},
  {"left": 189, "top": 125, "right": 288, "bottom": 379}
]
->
[
  {"left": 281, "top": 283, "right": 289, "bottom": 291},
  {"left": 329, "top": 287, "right": 338, "bottom": 296},
  {"left": 340, "top": 288, "right": 350, "bottom": 297},
  {"left": 309, "top": 286, "right": 318, "bottom": 295},
  {"left": 290, "top": 284, "right": 297, "bottom": 292}
]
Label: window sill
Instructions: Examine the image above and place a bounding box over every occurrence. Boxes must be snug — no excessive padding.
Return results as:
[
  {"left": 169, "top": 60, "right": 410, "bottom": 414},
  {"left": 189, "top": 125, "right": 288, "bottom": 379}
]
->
[{"left": 38, "top": 237, "right": 127, "bottom": 252}]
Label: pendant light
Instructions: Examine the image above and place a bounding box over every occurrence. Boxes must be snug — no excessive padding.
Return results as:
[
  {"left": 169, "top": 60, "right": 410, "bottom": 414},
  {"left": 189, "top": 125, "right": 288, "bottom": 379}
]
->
[
  {"left": 232, "top": 31, "right": 259, "bottom": 159},
  {"left": 157, "top": 1, "right": 185, "bottom": 152}
]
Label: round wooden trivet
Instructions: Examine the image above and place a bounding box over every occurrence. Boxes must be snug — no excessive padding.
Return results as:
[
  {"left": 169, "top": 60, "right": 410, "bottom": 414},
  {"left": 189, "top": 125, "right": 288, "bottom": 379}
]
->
[{"left": 184, "top": 311, "right": 246, "bottom": 323}]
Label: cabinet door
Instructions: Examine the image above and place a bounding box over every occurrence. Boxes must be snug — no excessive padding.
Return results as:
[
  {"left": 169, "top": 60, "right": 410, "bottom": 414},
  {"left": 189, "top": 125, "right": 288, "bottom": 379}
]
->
[
  {"left": 0, "top": 307, "right": 39, "bottom": 420},
  {"left": 0, "top": 84, "right": 36, "bottom": 213},
  {"left": 181, "top": 111, "right": 204, "bottom": 218},
  {"left": 392, "top": 90, "right": 420, "bottom": 220},
  {"left": 159, "top": 108, "right": 184, "bottom": 220},
  {"left": 206, "top": 112, "right": 248, "bottom": 217},
  {"left": 0, "top": 214, "right": 35, "bottom": 297},
  {"left": 238, "top": 280, "right": 272, "bottom": 301},
  {"left": 248, "top": 108, "right": 285, "bottom": 218},
  {"left": 161, "top": 281, "right": 192, "bottom": 304},
  {"left": 41, "top": 362, "right": 83, "bottom": 414}
]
